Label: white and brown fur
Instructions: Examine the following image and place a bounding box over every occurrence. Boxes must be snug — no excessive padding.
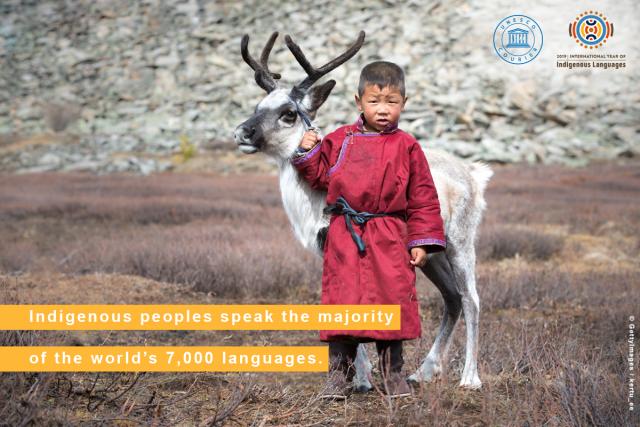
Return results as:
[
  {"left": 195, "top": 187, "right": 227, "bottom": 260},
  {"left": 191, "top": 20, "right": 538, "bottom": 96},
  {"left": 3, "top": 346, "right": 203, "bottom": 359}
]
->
[{"left": 234, "top": 32, "right": 492, "bottom": 390}]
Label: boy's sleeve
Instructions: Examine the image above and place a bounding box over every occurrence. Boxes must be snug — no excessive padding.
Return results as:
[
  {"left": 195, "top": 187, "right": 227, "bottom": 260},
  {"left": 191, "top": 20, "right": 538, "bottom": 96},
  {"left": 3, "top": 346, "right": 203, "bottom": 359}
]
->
[
  {"left": 290, "top": 131, "right": 339, "bottom": 191},
  {"left": 405, "top": 140, "right": 446, "bottom": 253}
]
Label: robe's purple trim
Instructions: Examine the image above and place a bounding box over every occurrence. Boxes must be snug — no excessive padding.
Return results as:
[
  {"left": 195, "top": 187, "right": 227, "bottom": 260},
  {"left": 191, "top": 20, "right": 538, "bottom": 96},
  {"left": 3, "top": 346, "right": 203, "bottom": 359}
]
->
[
  {"left": 407, "top": 238, "right": 447, "bottom": 249},
  {"left": 292, "top": 141, "right": 322, "bottom": 165},
  {"left": 327, "top": 135, "right": 351, "bottom": 176}
]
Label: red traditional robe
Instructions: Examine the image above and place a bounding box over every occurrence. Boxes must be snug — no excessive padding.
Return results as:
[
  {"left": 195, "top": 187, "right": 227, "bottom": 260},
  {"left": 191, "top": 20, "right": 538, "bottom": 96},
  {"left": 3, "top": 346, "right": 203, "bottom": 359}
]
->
[{"left": 292, "top": 113, "right": 446, "bottom": 342}]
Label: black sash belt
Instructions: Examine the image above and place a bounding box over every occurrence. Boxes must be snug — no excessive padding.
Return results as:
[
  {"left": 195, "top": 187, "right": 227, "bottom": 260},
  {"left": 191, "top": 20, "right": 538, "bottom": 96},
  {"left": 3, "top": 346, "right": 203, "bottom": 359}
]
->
[{"left": 323, "top": 196, "right": 405, "bottom": 254}]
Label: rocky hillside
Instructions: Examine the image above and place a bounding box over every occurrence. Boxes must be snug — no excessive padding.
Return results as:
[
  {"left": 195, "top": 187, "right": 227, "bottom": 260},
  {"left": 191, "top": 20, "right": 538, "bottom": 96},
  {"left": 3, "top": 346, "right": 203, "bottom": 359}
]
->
[{"left": 1, "top": 0, "right": 638, "bottom": 174}]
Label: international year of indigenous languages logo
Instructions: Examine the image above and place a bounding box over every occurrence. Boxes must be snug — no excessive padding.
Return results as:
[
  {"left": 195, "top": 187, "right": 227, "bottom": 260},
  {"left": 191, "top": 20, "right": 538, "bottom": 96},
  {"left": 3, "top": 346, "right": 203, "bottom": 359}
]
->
[
  {"left": 557, "top": 10, "right": 625, "bottom": 71},
  {"left": 569, "top": 11, "right": 613, "bottom": 49},
  {"left": 493, "top": 14, "right": 543, "bottom": 65}
]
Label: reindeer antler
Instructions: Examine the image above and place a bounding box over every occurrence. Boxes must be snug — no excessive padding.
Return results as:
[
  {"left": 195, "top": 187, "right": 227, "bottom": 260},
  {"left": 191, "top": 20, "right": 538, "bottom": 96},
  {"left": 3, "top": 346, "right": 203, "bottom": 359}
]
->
[
  {"left": 241, "top": 32, "right": 282, "bottom": 93},
  {"left": 285, "top": 31, "right": 366, "bottom": 93}
]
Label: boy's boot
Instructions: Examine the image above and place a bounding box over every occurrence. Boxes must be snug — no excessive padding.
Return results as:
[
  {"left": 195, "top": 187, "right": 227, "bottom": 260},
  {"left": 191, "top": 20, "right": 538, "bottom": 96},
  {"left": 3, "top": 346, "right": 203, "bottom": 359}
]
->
[
  {"left": 381, "top": 371, "right": 412, "bottom": 398},
  {"left": 377, "top": 340, "right": 412, "bottom": 398},
  {"left": 320, "top": 341, "right": 357, "bottom": 400}
]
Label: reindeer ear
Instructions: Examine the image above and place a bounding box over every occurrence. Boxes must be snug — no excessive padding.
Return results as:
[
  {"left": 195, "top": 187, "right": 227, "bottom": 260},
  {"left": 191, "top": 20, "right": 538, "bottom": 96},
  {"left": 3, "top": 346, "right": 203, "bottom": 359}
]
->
[{"left": 302, "top": 80, "right": 336, "bottom": 118}]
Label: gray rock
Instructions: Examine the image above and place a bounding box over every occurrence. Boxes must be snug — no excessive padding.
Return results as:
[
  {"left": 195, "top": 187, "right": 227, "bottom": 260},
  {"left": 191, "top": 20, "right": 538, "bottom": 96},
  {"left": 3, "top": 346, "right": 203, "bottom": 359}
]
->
[
  {"left": 612, "top": 126, "right": 638, "bottom": 145},
  {"left": 0, "top": 0, "right": 638, "bottom": 174},
  {"left": 37, "top": 152, "right": 62, "bottom": 167}
]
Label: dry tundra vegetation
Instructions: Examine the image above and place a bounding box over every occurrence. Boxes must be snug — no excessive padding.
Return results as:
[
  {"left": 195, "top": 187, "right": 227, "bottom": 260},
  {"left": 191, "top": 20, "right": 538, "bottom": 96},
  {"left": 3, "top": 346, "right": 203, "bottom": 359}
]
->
[{"left": 0, "top": 159, "right": 639, "bottom": 426}]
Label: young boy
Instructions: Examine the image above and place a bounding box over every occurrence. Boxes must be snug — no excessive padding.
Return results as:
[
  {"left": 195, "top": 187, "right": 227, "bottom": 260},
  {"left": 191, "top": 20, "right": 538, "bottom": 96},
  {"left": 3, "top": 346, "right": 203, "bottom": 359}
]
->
[{"left": 291, "top": 61, "right": 446, "bottom": 399}]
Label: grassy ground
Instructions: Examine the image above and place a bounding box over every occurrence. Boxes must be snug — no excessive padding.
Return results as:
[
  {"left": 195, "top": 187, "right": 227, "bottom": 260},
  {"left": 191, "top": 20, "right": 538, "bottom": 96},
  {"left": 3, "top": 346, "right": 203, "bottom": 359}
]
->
[{"left": 0, "top": 159, "right": 639, "bottom": 426}]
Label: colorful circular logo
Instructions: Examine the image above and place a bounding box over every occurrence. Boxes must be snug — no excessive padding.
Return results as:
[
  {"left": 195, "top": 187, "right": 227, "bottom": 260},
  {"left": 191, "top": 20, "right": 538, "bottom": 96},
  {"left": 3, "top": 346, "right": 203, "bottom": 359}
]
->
[
  {"left": 493, "top": 15, "right": 544, "bottom": 65},
  {"left": 570, "top": 11, "right": 614, "bottom": 49}
]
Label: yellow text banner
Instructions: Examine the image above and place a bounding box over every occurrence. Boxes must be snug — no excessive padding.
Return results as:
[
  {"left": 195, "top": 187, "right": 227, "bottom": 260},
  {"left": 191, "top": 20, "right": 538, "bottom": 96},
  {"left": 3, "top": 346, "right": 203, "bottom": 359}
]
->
[
  {"left": 0, "top": 305, "right": 401, "bottom": 330},
  {"left": 0, "top": 346, "right": 328, "bottom": 372}
]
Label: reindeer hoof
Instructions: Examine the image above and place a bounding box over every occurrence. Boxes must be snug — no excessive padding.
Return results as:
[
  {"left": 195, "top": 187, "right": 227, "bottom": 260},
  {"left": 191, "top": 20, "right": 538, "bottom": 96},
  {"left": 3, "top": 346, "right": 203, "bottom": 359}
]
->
[
  {"left": 352, "top": 384, "right": 373, "bottom": 393},
  {"left": 459, "top": 379, "right": 482, "bottom": 389},
  {"left": 408, "top": 366, "right": 440, "bottom": 384},
  {"left": 407, "top": 375, "right": 421, "bottom": 386}
]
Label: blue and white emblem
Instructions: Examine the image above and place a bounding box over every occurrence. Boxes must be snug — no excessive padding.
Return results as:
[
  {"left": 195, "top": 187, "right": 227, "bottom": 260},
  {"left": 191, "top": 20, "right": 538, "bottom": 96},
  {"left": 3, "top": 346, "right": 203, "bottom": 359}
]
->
[{"left": 493, "top": 15, "right": 543, "bottom": 64}]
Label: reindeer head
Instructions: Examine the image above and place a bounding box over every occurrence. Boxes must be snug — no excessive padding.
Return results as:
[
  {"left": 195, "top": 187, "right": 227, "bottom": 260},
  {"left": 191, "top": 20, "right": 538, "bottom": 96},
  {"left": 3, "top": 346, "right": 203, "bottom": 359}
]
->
[{"left": 233, "top": 31, "right": 365, "bottom": 159}]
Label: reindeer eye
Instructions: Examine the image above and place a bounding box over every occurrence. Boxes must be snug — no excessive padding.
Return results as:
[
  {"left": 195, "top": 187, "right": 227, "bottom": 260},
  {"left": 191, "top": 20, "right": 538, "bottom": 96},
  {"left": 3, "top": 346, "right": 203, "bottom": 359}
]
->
[{"left": 281, "top": 110, "right": 297, "bottom": 123}]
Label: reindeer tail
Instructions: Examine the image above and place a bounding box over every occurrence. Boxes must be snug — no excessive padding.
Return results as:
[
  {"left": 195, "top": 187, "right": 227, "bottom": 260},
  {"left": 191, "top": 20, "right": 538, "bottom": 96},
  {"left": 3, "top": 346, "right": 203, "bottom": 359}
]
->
[{"left": 469, "top": 161, "right": 493, "bottom": 195}]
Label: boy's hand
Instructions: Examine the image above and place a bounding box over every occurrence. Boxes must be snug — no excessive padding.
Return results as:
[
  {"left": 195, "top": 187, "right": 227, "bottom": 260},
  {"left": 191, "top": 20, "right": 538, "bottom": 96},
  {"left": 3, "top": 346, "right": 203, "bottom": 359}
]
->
[
  {"left": 410, "top": 246, "right": 428, "bottom": 268},
  {"left": 299, "top": 130, "right": 321, "bottom": 150}
]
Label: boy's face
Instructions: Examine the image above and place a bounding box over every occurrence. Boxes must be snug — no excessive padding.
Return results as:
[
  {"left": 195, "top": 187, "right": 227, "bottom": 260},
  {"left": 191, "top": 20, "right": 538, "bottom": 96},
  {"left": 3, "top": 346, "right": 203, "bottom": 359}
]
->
[{"left": 355, "top": 84, "right": 407, "bottom": 132}]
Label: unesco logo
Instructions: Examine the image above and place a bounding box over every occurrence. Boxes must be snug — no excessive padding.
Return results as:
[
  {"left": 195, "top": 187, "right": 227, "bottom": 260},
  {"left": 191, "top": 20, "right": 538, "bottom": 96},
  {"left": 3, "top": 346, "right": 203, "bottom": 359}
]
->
[{"left": 493, "top": 14, "right": 543, "bottom": 65}]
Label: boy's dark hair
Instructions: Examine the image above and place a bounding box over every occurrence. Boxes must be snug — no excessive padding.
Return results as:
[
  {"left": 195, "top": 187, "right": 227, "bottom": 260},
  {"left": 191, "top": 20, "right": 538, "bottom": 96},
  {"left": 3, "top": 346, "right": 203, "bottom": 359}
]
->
[{"left": 358, "top": 61, "right": 405, "bottom": 97}]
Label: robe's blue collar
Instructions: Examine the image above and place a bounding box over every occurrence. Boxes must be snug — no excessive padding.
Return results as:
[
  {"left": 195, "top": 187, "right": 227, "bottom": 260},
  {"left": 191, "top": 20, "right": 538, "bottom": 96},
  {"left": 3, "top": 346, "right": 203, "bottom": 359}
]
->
[{"left": 352, "top": 113, "right": 399, "bottom": 134}]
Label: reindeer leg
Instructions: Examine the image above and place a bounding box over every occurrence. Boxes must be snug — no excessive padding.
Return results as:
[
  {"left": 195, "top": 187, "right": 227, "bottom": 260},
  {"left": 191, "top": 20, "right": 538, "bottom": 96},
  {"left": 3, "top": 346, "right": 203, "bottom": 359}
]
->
[
  {"left": 449, "top": 246, "right": 482, "bottom": 389},
  {"left": 408, "top": 251, "right": 462, "bottom": 384},
  {"left": 352, "top": 343, "right": 373, "bottom": 392}
]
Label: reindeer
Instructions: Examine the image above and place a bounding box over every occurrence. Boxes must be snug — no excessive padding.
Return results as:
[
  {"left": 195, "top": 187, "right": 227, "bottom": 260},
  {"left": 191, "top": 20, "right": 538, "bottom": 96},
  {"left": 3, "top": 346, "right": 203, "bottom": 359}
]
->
[{"left": 233, "top": 31, "right": 492, "bottom": 390}]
